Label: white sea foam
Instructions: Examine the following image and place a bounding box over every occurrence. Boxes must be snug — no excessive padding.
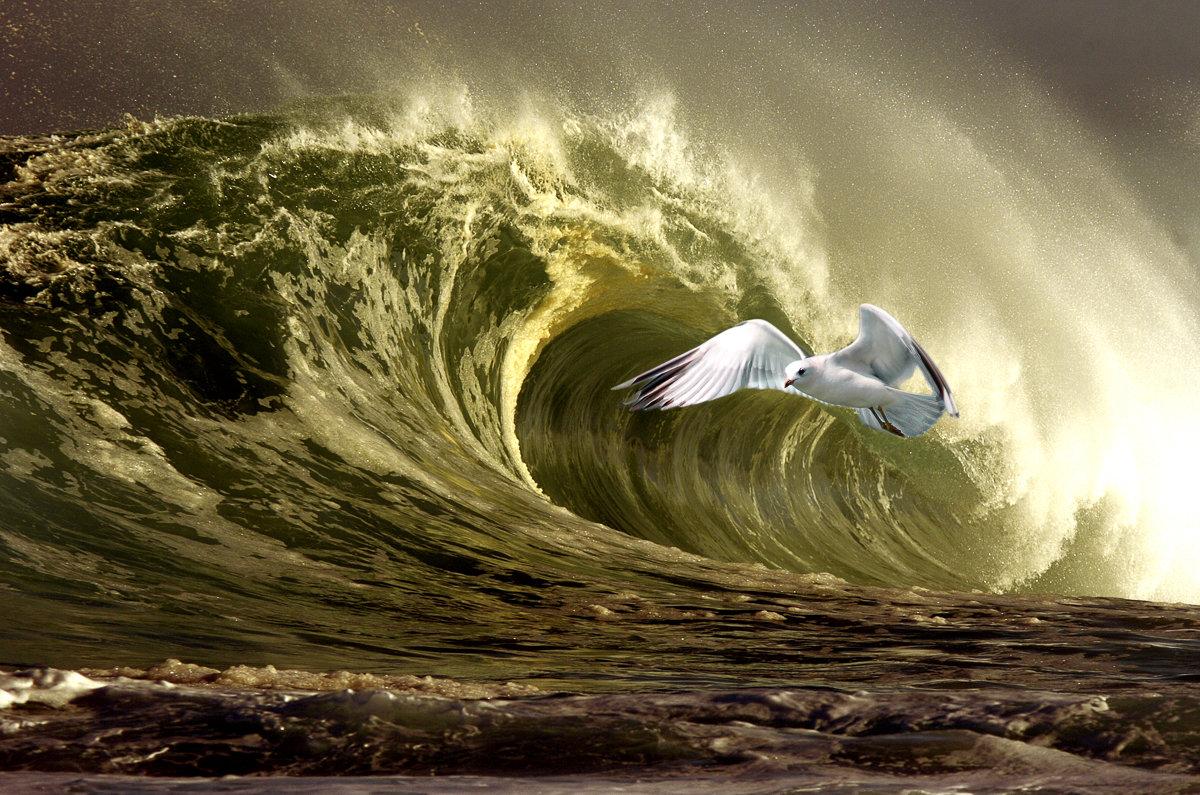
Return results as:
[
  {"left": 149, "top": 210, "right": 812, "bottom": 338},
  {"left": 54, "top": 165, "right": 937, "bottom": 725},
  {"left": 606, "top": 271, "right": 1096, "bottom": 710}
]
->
[{"left": 0, "top": 669, "right": 102, "bottom": 710}]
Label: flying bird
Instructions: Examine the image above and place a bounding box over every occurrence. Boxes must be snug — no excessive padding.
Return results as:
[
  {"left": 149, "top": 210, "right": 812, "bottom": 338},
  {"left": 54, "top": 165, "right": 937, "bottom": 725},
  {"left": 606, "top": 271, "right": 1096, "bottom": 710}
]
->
[{"left": 614, "top": 304, "right": 958, "bottom": 437}]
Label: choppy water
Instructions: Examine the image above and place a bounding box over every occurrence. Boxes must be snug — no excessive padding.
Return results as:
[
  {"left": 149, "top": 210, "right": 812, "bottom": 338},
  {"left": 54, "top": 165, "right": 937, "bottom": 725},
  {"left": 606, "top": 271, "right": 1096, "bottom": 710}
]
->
[{"left": 3, "top": 5, "right": 1200, "bottom": 789}]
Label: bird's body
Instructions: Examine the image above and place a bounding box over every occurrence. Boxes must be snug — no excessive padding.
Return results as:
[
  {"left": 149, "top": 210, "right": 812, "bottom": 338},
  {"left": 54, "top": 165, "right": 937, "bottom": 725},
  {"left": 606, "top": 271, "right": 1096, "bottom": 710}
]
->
[
  {"left": 614, "top": 304, "right": 958, "bottom": 437},
  {"left": 792, "top": 355, "right": 893, "bottom": 407}
]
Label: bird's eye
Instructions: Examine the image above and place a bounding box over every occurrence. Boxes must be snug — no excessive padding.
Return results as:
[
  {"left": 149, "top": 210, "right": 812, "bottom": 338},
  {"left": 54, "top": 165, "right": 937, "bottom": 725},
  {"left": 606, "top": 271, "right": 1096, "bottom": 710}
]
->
[{"left": 797, "top": 368, "right": 806, "bottom": 376}]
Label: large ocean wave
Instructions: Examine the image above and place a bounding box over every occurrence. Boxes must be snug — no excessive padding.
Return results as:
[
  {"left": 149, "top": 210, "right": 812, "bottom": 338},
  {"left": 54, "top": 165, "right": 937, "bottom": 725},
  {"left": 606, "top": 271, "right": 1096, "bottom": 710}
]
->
[
  {"left": 5, "top": 5, "right": 1200, "bottom": 786},
  {"left": 3, "top": 89, "right": 1196, "bottom": 647}
]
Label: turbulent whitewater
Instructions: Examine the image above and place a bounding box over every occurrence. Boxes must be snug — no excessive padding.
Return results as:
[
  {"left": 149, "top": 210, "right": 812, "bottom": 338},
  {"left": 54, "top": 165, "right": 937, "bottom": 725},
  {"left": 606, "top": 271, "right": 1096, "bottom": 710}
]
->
[{"left": 2, "top": 84, "right": 1200, "bottom": 788}]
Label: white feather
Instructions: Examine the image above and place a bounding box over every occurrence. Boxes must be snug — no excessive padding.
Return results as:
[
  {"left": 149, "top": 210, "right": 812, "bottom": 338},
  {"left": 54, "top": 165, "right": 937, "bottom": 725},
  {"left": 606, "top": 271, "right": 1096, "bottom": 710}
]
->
[{"left": 615, "top": 305, "right": 958, "bottom": 437}]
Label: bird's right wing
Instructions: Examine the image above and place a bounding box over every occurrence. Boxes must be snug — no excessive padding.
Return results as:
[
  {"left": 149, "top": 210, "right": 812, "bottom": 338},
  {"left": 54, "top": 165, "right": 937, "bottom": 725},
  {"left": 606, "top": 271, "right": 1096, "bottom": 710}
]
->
[{"left": 614, "top": 319, "right": 807, "bottom": 410}]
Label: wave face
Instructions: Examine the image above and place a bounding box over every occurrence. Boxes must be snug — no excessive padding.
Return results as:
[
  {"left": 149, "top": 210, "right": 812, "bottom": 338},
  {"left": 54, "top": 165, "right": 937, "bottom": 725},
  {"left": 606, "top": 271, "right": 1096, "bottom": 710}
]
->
[{"left": 2, "top": 67, "right": 1200, "bottom": 684}]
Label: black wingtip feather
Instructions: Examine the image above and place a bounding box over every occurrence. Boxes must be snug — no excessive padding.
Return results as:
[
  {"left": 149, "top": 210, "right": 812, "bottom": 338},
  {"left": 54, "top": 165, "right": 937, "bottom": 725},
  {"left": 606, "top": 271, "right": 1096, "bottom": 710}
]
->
[
  {"left": 615, "top": 349, "right": 704, "bottom": 411},
  {"left": 913, "top": 340, "right": 959, "bottom": 418}
]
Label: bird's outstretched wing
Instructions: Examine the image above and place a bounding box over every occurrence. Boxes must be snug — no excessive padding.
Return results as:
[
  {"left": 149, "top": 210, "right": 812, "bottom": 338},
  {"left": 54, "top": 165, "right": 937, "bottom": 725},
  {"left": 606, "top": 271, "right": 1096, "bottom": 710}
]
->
[
  {"left": 833, "top": 304, "right": 958, "bottom": 417},
  {"left": 614, "top": 319, "right": 807, "bottom": 410}
]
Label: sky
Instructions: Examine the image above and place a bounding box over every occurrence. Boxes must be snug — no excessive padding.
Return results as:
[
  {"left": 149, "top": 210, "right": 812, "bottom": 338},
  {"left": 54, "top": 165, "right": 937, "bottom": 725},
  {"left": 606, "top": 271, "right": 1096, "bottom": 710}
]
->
[{"left": 1, "top": 1, "right": 1197, "bottom": 140}]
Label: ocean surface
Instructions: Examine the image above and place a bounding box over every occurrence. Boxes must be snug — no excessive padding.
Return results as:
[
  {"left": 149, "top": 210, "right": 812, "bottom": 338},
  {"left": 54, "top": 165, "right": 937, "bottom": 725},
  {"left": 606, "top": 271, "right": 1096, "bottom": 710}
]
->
[{"left": 3, "top": 3, "right": 1200, "bottom": 791}]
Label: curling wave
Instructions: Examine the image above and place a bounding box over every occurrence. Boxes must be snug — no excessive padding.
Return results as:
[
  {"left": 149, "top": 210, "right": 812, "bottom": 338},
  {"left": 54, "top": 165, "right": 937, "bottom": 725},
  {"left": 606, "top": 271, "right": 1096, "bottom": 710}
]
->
[{"left": 1, "top": 87, "right": 1198, "bottom": 676}]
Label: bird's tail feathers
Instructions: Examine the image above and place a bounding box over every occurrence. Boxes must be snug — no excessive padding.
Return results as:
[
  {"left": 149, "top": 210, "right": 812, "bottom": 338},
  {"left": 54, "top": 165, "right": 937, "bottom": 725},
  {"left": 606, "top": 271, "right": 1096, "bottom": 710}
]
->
[{"left": 856, "top": 392, "right": 946, "bottom": 437}]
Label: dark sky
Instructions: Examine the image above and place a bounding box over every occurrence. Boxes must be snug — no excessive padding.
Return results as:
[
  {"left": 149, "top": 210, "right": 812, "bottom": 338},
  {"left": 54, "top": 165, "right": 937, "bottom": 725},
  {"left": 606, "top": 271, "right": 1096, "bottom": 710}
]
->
[{"left": 2, "top": 0, "right": 1198, "bottom": 141}]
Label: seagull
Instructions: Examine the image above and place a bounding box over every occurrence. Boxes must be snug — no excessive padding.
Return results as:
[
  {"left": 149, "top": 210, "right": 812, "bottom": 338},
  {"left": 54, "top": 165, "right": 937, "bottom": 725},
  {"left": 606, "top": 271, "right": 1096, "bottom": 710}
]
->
[{"left": 614, "top": 304, "right": 958, "bottom": 437}]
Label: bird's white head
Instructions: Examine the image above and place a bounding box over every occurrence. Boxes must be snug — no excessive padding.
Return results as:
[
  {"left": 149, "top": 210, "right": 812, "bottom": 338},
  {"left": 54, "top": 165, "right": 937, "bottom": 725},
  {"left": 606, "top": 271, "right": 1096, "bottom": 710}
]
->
[{"left": 783, "top": 359, "right": 811, "bottom": 390}]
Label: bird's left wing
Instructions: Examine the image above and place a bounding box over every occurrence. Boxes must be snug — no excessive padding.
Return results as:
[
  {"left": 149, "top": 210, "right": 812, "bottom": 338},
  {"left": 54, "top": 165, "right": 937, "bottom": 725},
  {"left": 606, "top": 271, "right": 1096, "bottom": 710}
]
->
[
  {"left": 614, "top": 319, "right": 807, "bottom": 410},
  {"left": 833, "top": 304, "right": 918, "bottom": 386},
  {"left": 834, "top": 304, "right": 958, "bottom": 416}
]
